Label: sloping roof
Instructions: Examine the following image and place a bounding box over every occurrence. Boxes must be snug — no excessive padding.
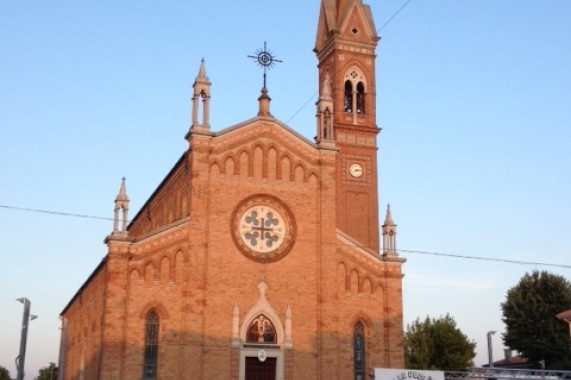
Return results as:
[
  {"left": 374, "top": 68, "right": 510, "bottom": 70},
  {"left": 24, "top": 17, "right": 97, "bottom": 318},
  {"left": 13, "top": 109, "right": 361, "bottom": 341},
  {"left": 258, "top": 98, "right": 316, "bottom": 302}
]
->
[
  {"left": 60, "top": 257, "right": 107, "bottom": 315},
  {"left": 494, "top": 355, "right": 530, "bottom": 366}
]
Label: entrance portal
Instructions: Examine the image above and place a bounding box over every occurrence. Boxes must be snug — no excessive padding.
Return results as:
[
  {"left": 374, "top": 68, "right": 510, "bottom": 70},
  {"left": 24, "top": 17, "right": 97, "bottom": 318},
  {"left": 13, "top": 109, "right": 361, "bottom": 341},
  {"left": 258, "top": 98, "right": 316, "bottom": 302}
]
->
[{"left": 245, "top": 357, "right": 276, "bottom": 380}]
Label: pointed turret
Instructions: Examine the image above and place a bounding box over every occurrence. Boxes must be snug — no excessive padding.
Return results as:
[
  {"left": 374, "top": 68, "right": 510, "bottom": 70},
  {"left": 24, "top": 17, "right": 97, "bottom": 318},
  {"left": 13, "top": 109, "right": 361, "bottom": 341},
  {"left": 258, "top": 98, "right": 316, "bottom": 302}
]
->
[
  {"left": 187, "top": 58, "right": 212, "bottom": 138},
  {"left": 383, "top": 203, "right": 394, "bottom": 225},
  {"left": 196, "top": 58, "right": 208, "bottom": 82},
  {"left": 112, "top": 177, "right": 129, "bottom": 238},
  {"left": 382, "top": 204, "right": 397, "bottom": 256}
]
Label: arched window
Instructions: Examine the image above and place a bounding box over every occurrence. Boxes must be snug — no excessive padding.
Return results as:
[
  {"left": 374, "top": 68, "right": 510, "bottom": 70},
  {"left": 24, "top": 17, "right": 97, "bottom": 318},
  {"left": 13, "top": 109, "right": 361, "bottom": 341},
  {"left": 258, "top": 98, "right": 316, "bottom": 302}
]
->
[
  {"left": 246, "top": 315, "right": 277, "bottom": 344},
  {"left": 354, "top": 322, "right": 365, "bottom": 380},
  {"left": 344, "top": 67, "right": 368, "bottom": 117},
  {"left": 143, "top": 311, "right": 159, "bottom": 379},
  {"left": 344, "top": 81, "right": 353, "bottom": 112},
  {"left": 356, "top": 82, "right": 365, "bottom": 114}
]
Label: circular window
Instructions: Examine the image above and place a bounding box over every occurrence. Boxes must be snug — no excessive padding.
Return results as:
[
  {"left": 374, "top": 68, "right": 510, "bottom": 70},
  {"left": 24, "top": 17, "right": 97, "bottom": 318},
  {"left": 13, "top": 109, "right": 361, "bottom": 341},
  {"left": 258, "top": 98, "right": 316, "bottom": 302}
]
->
[{"left": 231, "top": 194, "right": 296, "bottom": 263}]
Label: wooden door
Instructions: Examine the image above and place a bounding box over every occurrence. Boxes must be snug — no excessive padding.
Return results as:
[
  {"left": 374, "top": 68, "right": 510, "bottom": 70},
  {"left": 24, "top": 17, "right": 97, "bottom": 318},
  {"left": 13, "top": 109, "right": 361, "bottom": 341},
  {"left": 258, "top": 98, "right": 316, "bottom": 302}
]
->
[{"left": 245, "top": 357, "right": 276, "bottom": 380}]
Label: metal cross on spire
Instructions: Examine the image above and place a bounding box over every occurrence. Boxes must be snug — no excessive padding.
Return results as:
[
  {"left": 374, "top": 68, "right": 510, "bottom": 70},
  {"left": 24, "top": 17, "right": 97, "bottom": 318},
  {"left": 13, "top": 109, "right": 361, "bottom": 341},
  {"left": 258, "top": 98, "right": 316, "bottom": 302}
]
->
[{"left": 248, "top": 41, "right": 282, "bottom": 89}]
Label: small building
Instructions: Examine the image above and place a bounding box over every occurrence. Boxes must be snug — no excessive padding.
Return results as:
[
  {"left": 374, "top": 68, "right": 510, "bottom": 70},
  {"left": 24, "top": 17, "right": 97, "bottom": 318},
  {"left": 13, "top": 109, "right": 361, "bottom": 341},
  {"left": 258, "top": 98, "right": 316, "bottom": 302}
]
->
[{"left": 484, "top": 350, "right": 532, "bottom": 369}]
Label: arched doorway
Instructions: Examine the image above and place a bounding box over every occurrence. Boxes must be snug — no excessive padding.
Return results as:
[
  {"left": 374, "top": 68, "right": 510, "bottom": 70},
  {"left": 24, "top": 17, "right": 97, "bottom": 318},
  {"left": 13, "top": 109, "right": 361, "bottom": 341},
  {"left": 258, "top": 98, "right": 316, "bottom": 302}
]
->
[{"left": 244, "top": 315, "right": 278, "bottom": 380}]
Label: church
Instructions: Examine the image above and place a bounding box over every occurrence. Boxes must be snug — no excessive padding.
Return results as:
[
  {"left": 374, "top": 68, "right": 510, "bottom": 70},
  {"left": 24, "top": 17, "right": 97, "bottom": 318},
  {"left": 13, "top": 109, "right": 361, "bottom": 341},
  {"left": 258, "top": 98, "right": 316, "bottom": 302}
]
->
[{"left": 58, "top": 0, "right": 406, "bottom": 379}]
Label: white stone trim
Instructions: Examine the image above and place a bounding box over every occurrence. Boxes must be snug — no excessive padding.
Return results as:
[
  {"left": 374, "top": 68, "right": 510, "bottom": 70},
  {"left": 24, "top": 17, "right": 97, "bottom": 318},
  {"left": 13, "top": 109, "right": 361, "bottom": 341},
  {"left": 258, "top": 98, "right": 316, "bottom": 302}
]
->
[
  {"left": 239, "top": 281, "right": 285, "bottom": 345},
  {"left": 239, "top": 346, "right": 284, "bottom": 380}
]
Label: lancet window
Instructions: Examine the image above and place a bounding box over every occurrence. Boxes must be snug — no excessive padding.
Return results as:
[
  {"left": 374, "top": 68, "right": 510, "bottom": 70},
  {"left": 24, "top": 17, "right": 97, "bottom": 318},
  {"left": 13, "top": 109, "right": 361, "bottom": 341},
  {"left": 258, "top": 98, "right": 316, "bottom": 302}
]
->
[
  {"left": 354, "top": 322, "right": 365, "bottom": 380},
  {"left": 344, "top": 80, "right": 353, "bottom": 112},
  {"left": 143, "top": 311, "right": 159, "bottom": 379},
  {"left": 343, "top": 68, "right": 367, "bottom": 115},
  {"left": 356, "top": 82, "right": 365, "bottom": 114}
]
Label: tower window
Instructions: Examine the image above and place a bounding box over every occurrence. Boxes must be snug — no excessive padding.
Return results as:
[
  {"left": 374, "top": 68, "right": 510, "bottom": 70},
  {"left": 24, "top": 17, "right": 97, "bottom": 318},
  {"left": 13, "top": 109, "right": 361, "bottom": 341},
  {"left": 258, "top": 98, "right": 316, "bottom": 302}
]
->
[
  {"left": 354, "top": 322, "right": 365, "bottom": 380},
  {"left": 343, "top": 67, "right": 368, "bottom": 119},
  {"left": 344, "top": 81, "right": 353, "bottom": 113},
  {"left": 143, "top": 311, "right": 159, "bottom": 379},
  {"left": 356, "top": 82, "right": 365, "bottom": 114}
]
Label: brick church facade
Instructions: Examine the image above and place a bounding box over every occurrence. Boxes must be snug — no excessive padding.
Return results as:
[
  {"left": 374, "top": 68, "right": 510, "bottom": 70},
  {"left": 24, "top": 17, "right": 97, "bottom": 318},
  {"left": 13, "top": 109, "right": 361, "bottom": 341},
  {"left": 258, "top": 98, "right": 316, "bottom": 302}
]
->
[{"left": 58, "top": 0, "right": 406, "bottom": 379}]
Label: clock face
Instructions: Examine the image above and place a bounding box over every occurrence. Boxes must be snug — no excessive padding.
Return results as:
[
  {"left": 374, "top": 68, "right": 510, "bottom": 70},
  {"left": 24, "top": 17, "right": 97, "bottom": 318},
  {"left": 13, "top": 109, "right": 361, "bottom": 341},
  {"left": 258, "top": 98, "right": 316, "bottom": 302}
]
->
[
  {"left": 231, "top": 195, "right": 296, "bottom": 263},
  {"left": 349, "top": 163, "right": 364, "bottom": 178}
]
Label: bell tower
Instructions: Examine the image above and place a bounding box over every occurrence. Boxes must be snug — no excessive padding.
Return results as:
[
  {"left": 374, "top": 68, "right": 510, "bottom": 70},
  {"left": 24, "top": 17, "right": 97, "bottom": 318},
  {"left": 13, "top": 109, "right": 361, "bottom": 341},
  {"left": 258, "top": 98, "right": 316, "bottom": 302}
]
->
[{"left": 315, "top": 0, "right": 381, "bottom": 251}]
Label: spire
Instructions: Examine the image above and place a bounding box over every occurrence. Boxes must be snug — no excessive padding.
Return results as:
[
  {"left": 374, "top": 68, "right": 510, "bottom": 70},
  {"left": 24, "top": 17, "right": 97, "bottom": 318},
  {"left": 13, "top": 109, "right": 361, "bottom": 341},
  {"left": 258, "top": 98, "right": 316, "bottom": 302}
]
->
[
  {"left": 196, "top": 58, "right": 208, "bottom": 83},
  {"left": 117, "top": 176, "right": 128, "bottom": 203},
  {"left": 384, "top": 203, "right": 395, "bottom": 226},
  {"left": 112, "top": 177, "right": 129, "bottom": 237},
  {"left": 187, "top": 58, "right": 212, "bottom": 138},
  {"left": 382, "top": 204, "right": 397, "bottom": 256}
]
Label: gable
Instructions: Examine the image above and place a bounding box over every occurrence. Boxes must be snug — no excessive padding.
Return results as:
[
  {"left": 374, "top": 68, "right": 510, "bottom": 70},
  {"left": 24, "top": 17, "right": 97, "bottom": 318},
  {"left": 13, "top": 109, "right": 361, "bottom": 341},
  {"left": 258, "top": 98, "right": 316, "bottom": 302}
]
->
[
  {"left": 338, "top": 2, "right": 377, "bottom": 43},
  {"left": 208, "top": 118, "right": 326, "bottom": 184},
  {"left": 315, "top": 0, "right": 378, "bottom": 54},
  {"left": 124, "top": 113, "right": 334, "bottom": 241}
]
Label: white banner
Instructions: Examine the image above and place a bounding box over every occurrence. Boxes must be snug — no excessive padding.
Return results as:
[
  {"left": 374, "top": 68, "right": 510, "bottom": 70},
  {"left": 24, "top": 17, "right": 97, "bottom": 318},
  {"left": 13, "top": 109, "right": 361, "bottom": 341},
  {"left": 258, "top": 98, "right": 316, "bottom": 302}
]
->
[{"left": 374, "top": 368, "right": 445, "bottom": 380}]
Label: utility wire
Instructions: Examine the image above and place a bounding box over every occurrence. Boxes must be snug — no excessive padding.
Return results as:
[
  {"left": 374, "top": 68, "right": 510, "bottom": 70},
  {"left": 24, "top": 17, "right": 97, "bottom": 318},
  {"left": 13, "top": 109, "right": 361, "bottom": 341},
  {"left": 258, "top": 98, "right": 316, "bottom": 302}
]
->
[
  {"left": 377, "top": 0, "right": 413, "bottom": 33},
  {"left": 286, "top": 91, "right": 318, "bottom": 124},
  {"left": 398, "top": 249, "right": 571, "bottom": 270},
  {"left": 0, "top": 204, "right": 113, "bottom": 221},
  {"left": 1, "top": 203, "right": 569, "bottom": 269}
]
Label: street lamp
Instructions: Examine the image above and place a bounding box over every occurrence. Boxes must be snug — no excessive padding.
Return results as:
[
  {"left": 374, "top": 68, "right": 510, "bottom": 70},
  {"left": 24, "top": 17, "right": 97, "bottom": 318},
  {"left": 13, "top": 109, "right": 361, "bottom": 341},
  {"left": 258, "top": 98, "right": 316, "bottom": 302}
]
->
[
  {"left": 15, "top": 298, "right": 37, "bottom": 380},
  {"left": 487, "top": 331, "right": 496, "bottom": 368}
]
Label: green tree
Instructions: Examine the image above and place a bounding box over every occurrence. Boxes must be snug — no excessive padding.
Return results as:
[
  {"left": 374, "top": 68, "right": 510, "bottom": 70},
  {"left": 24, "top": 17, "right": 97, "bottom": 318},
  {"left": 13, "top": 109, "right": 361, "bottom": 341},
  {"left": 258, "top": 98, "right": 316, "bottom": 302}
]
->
[
  {"left": 501, "top": 270, "right": 571, "bottom": 369},
  {"left": 0, "top": 366, "right": 13, "bottom": 380},
  {"left": 405, "top": 314, "right": 476, "bottom": 371},
  {"left": 34, "top": 363, "right": 58, "bottom": 380}
]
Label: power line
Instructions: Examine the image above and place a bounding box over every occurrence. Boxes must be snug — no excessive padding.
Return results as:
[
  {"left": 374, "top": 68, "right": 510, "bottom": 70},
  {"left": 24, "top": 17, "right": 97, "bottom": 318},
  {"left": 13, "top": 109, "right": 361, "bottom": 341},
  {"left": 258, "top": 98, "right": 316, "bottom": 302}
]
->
[
  {"left": 0, "top": 204, "right": 113, "bottom": 221},
  {"left": 286, "top": 91, "right": 318, "bottom": 124},
  {"left": 1, "top": 203, "right": 569, "bottom": 270},
  {"left": 399, "top": 249, "right": 571, "bottom": 270},
  {"left": 377, "top": 0, "right": 413, "bottom": 33}
]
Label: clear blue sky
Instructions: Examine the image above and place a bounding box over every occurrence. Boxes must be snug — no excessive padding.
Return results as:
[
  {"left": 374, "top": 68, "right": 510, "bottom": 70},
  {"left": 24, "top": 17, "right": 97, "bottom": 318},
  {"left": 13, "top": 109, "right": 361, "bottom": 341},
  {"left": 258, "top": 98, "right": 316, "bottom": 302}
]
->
[{"left": 1, "top": 1, "right": 570, "bottom": 378}]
